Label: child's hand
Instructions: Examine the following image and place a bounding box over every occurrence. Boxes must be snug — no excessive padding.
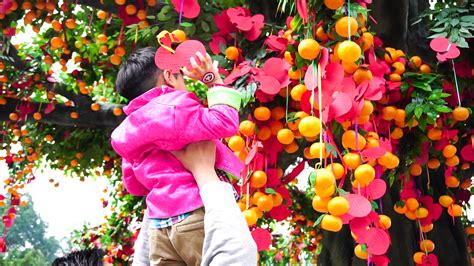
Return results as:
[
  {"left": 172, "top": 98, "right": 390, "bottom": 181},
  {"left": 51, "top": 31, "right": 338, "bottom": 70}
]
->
[{"left": 182, "top": 52, "right": 224, "bottom": 86}]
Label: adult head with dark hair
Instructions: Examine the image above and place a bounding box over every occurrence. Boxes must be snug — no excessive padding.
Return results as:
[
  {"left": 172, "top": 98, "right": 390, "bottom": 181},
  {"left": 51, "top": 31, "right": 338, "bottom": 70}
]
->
[
  {"left": 52, "top": 248, "right": 110, "bottom": 266},
  {"left": 116, "top": 46, "right": 186, "bottom": 101}
]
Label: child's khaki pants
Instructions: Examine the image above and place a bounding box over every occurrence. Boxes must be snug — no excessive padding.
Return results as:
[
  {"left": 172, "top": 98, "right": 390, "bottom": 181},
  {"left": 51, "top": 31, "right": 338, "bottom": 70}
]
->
[{"left": 148, "top": 208, "right": 205, "bottom": 266}]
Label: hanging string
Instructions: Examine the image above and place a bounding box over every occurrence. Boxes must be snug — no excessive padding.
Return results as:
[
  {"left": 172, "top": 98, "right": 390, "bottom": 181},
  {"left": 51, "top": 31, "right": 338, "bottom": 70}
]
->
[
  {"left": 347, "top": 0, "right": 351, "bottom": 40},
  {"left": 310, "top": 63, "right": 316, "bottom": 116},
  {"left": 451, "top": 60, "right": 462, "bottom": 107},
  {"left": 426, "top": 165, "right": 431, "bottom": 191},
  {"left": 285, "top": 85, "right": 289, "bottom": 124},
  {"left": 418, "top": 220, "right": 429, "bottom": 261},
  {"left": 178, "top": 0, "right": 184, "bottom": 25},
  {"left": 318, "top": 64, "right": 324, "bottom": 169}
]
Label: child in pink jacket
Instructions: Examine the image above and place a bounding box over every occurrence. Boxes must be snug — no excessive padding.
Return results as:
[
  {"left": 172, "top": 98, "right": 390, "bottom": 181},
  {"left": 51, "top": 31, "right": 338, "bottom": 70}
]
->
[{"left": 110, "top": 47, "right": 243, "bottom": 265}]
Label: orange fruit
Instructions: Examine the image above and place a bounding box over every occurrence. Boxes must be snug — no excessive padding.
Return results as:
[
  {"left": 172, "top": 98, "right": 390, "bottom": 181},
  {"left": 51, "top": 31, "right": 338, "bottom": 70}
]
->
[
  {"left": 65, "top": 18, "right": 76, "bottom": 29},
  {"left": 342, "top": 61, "right": 359, "bottom": 74},
  {"left": 257, "top": 126, "right": 271, "bottom": 141},
  {"left": 298, "top": 116, "right": 321, "bottom": 137},
  {"left": 357, "top": 32, "right": 374, "bottom": 51},
  {"left": 277, "top": 129, "right": 295, "bottom": 145},
  {"left": 97, "top": 34, "right": 108, "bottom": 43},
  {"left": 235, "top": 150, "right": 247, "bottom": 162},
  {"left": 420, "top": 239, "right": 435, "bottom": 253},
  {"left": 335, "top": 16, "right": 358, "bottom": 37},
  {"left": 250, "top": 170, "right": 267, "bottom": 188},
  {"left": 225, "top": 46, "right": 239, "bottom": 61},
  {"left": 427, "top": 128, "right": 442, "bottom": 140},
  {"left": 409, "top": 163, "right": 422, "bottom": 176},
  {"left": 427, "top": 158, "right": 440, "bottom": 169},
  {"left": 354, "top": 164, "right": 375, "bottom": 186},
  {"left": 394, "top": 109, "right": 406, "bottom": 123},
  {"left": 288, "top": 68, "right": 302, "bottom": 80},
  {"left": 324, "top": 0, "right": 344, "bottom": 9},
  {"left": 419, "top": 64, "right": 431, "bottom": 74},
  {"left": 326, "top": 163, "right": 345, "bottom": 180},
  {"left": 354, "top": 244, "right": 368, "bottom": 260},
  {"left": 321, "top": 214, "right": 343, "bottom": 232},
  {"left": 379, "top": 214, "right": 391, "bottom": 229},
  {"left": 310, "top": 142, "right": 329, "bottom": 159},
  {"left": 394, "top": 203, "right": 407, "bottom": 214},
  {"left": 110, "top": 54, "right": 122, "bottom": 65},
  {"left": 91, "top": 103, "right": 100, "bottom": 111},
  {"left": 228, "top": 136, "right": 245, "bottom": 152},
  {"left": 343, "top": 152, "right": 361, "bottom": 170},
  {"left": 452, "top": 106, "right": 469, "bottom": 121},
  {"left": 288, "top": 111, "right": 308, "bottom": 130},
  {"left": 406, "top": 198, "right": 419, "bottom": 211},
  {"left": 341, "top": 130, "right": 366, "bottom": 150},
  {"left": 284, "top": 141, "right": 299, "bottom": 154},
  {"left": 251, "top": 191, "right": 265, "bottom": 205},
  {"left": 365, "top": 137, "right": 379, "bottom": 149},
  {"left": 312, "top": 195, "right": 331, "bottom": 212},
  {"left": 284, "top": 51, "right": 294, "bottom": 65},
  {"left": 445, "top": 155, "right": 460, "bottom": 166},
  {"left": 465, "top": 226, "right": 474, "bottom": 235},
  {"left": 290, "top": 84, "right": 307, "bottom": 101},
  {"left": 360, "top": 100, "right": 374, "bottom": 116},
  {"left": 415, "top": 207, "right": 429, "bottom": 219},
  {"left": 384, "top": 48, "right": 399, "bottom": 63},
  {"left": 446, "top": 176, "right": 459, "bottom": 188},
  {"left": 337, "top": 40, "right": 361, "bottom": 63},
  {"left": 298, "top": 39, "right": 321, "bottom": 60},
  {"left": 392, "top": 61, "right": 406, "bottom": 75},
  {"left": 239, "top": 120, "right": 256, "bottom": 136},
  {"left": 70, "top": 112, "right": 79, "bottom": 119},
  {"left": 115, "top": 46, "right": 126, "bottom": 57},
  {"left": 316, "top": 26, "right": 329, "bottom": 41},
  {"left": 314, "top": 168, "right": 336, "bottom": 191},
  {"left": 272, "top": 193, "right": 283, "bottom": 207},
  {"left": 269, "top": 120, "right": 284, "bottom": 135},
  {"left": 327, "top": 196, "right": 350, "bottom": 216},
  {"left": 242, "top": 209, "right": 258, "bottom": 226},
  {"left": 385, "top": 154, "right": 400, "bottom": 169},
  {"left": 389, "top": 73, "right": 401, "bottom": 82},
  {"left": 409, "top": 56, "right": 422, "bottom": 69},
  {"left": 257, "top": 195, "right": 274, "bottom": 211},
  {"left": 125, "top": 4, "right": 137, "bottom": 15},
  {"left": 271, "top": 106, "right": 286, "bottom": 120},
  {"left": 254, "top": 106, "right": 271, "bottom": 121},
  {"left": 33, "top": 112, "right": 42, "bottom": 120},
  {"left": 447, "top": 204, "right": 462, "bottom": 217},
  {"left": 137, "top": 9, "right": 147, "bottom": 20},
  {"left": 422, "top": 223, "right": 434, "bottom": 233},
  {"left": 97, "top": 10, "right": 107, "bottom": 19},
  {"left": 413, "top": 252, "right": 426, "bottom": 264},
  {"left": 353, "top": 68, "right": 373, "bottom": 85},
  {"left": 405, "top": 210, "right": 417, "bottom": 220},
  {"left": 443, "top": 144, "right": 457, "bottom": 158},
  {"left": 50, "top": 36, "right": 64, "bottom": 48},
  {"left": 382, "top": 106, "right": 397, "bottom": 120}
]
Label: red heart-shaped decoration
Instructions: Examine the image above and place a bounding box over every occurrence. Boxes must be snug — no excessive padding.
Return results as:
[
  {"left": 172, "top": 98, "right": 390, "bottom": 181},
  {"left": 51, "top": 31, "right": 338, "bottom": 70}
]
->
[{"left": 155, "top": 40, "right": 207, "bottom": 73}]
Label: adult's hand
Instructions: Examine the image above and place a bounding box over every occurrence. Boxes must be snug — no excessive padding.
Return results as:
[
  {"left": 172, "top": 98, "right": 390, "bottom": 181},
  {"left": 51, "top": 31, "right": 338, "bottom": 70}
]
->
[
  {"left": 172, "top": 141, "right": 220, "bottom": 188},
  {"left": 182, "top": 52, "right": 224, "bottom": 86}
]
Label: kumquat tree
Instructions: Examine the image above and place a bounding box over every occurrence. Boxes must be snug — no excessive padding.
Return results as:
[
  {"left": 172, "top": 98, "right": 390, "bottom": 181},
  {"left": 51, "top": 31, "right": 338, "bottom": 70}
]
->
[{"left": 0, "top": 0, "right": 473, "bottom": 265}]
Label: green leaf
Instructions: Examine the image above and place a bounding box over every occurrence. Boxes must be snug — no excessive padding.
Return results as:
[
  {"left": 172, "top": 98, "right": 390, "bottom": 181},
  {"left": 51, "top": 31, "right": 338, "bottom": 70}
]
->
[
  {"left": 401, "top": 82, "right": 410, "bottom": 92},
  {"left": 336, "top": 188, "right": 348, "bottom": 196},
  {"left": 435, "top": 105, "right": 452, "bottom": 113},
  {"left": 180, "top": 22, "right": 194, "bottom": 27},
  {"left": 316, "top": 243, "right": 323, "bottom": 255},
  {"left": 429, "top": 32, "right": 448, "bottom": 38},
  {"left": 371, "top": 201, "right": 379, "bottom": 210},
  {"left": 415, "top": 107, "right": 423, "bottom": 119},
  {"left": 201, "top": 21, "right": 210, "bottom": 32},
  {"left": 457, "top": 38, "right": 469, "bottom": 48},
  {"left": 309, "top": 171, "right": 316, "bottom": 187},
  {"left": 450, "top": 18, "right": 460, "bottom": 26},
  {"left": 265, "top": 188, "right": 277, "bottom": 195},
  {"left": 314, "top": 214, "right": 326, "bottom": 227}
]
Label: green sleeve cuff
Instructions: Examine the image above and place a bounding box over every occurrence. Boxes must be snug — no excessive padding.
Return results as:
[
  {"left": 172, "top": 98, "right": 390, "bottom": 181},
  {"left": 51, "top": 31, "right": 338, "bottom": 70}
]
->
[{"left": 207, "top": 86, "right": 242, "bottom": 111}]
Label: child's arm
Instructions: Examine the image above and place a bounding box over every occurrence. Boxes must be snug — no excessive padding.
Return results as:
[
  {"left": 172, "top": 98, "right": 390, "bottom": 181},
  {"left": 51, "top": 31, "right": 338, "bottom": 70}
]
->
[
  {"left": 175, "top": 86, "right": 241, "bottom": 144},
  {"left": 177, "top": 52, "right": 242, "bottom": 144},
  {"left": 122, "top": 159, "right": 149, "bottom": 196}
]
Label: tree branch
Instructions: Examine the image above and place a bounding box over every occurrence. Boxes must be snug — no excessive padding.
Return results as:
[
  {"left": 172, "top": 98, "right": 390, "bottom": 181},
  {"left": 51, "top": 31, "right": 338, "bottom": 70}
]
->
[{"left": 0, "top": 97, "right": 124, "bottom": 128}]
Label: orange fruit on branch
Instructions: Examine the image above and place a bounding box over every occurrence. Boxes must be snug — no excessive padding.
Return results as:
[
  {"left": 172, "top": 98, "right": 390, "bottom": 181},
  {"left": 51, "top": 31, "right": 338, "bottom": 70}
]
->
[
  {"left": 314, "top": 168, "right": 336, "bottom": 191},
  {"left": 353, "top": 68, "right": 373, "bottom": 85},
  {"left": 409, "top": 163, "right": 422, "bottom": 176},
  {"left": 242, "top": 209, "right": 258, "bottom": 226},
  {"left": 290, "top": 84, "right": 307, "bottom": 101},
  {"left": 239, "top": 120, "right": 255, "bottom": 136},
  {"left": 254, "top": 106, "right": 271, "bottom": 121},
  {"left": 406, "top": 198, "right": 419, "bottom": 211},
  {"left": 250, "top": 170, "right": 267, "bottom": 188},
  {"left": 257, "top": 126, "right": 271, "bottom": 141},
  {"left": 335, "top": 16, "right": 358, "bottom": 37},
  {"left": 357, "top": 32, "right": 374, "bottom": 51},
  {"left": 327, "top": 196, "right": 350, "bottom": 216},
  {"left": 309, "top": 142, "right": 329, "bottom": 159},
  {"left": 447, "top": 204, "right": 462, "bottom": 217},
  {"left": 354, "top": 244, "right": 368, "bottom": 259},
  {"left": 452, "top": 106, "right": 469, "bottom": 121},
  {"left": 337, "top": 40, "right": 361, "bottom": 63},
  {"left": 225, "top": 46, "right": 239, "bottom": 61},
  {"left": 354, "top": 164, "right": 375, "bottom": 186},
  {"left": 50, "top": 36, "right": 64, "bottom": 49},
  {"left": 277, "top": 128, "right": 295, "bottom": 145},
  {"left": 321, "top": 214, "right": 343, "bottom": 232},
  {"left": 298, "top": 38, "right": 321, "bottom": 60},
  {"left": 228, "top": 135, "right": 245, "bottom": 152},
  {"left": 343, "top": 152, "right": 361, "bottom": 170},
  {"left": 342, "top": 130, "right": 366, "bottom": 150},
  {"left": 326, "top": 163, "right": 345, "bottom": 180},
  {"left": 312, "top": 195, "right": 331, "bottom": 212},
  {"left": 257, "top": 195, "right": 274, "bottom": 211},
  {"left": 298, "top": 116, "right": 321, "bottom": 137},
  {"left": 420, "top": 239, "right": 435, "bottom": 253},
  {"left": 379, "top": 214, "right": 392, "bottom": 229},
  {"left": 442, "top": 144, "right": 457, "bottom": 158},
  {"left": 324, "top": 0, "right": 344, "bottom": 10},
  {"left": 271, "top": 106, "right": 286, "bottom": 120}
]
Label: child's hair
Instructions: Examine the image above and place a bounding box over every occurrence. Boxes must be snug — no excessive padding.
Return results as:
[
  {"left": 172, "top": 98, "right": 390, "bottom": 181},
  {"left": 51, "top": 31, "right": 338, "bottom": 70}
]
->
[
  {"left": 116, "top": 47, "right": 163, "bottom": 101},
  {"left": 52, "top": 248, "right": 106, "bottom": 266}
]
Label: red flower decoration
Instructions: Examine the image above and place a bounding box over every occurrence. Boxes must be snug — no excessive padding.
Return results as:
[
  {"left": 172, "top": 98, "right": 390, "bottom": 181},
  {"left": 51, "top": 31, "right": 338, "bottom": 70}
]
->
[
  {"left": 170, "top": 0, "right": 200, "bottom": 19},
  {"left": 214, "top": 7, "right": 264, "bottom": 41}
]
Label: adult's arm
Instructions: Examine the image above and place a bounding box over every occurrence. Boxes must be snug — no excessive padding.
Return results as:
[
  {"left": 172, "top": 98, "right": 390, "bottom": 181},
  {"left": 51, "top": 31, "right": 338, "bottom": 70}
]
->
[{"left": 132, "top": 211, "right": 150, "bottom": 266}]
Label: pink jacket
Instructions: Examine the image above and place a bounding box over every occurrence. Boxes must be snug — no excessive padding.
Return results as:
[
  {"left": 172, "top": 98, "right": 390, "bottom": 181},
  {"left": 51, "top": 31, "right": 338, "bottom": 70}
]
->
[{"left": 111, "top": 85, "right": 244, "bottom": 218}]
